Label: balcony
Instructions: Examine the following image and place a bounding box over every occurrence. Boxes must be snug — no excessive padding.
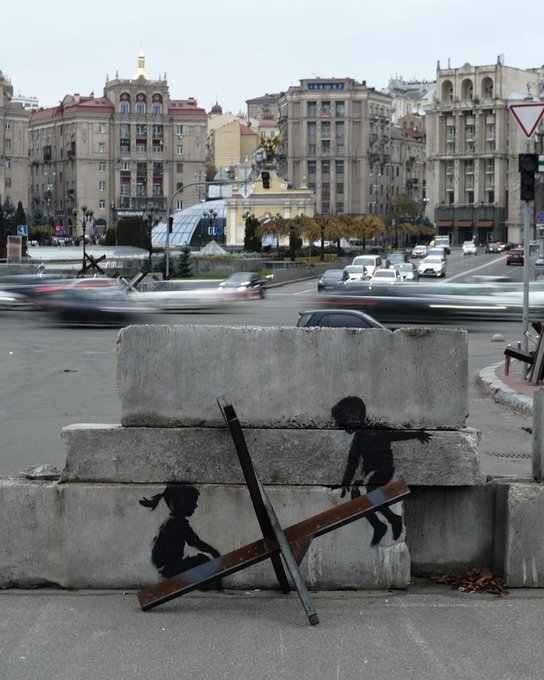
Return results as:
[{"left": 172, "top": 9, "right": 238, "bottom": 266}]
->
[{"left": 117, "top": 196, "right": 167, "bottom": 212}]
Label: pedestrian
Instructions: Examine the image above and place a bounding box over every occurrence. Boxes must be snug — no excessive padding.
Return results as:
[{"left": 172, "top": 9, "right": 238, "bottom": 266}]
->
[{"left": 332, "top": 396, "right": 430, "bottom": 546}]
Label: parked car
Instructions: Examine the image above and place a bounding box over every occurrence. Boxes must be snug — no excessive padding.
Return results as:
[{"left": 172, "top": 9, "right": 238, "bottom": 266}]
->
[
  {"left": 393, "top": 262, "right": 419, "bottom": 281},
  {"left": 297, "top": 309, "right": 386, "bottom": 329},
  {"left": 343, "top": 265, "right": 368, "bottom": 282},
  {"left": 351, "top": 255, "right": 383, "bottom": 277},
  {"left": 462, "top": 241, "right": 478, "bottom": 255},
  {"left": 369, "top": 269, "right": 402, "bottom": 284},
  {"left": 317, "top": 269, "right": 345, "bottom": 292},
  {"left": 417, "top": 255, "right": 447, "bottom": 278},
  {"left": 506, "top": 248, "right": 525, "bottom": 266},
  {"left": 218, "top": 272, "right": 271, "bottom": 298},
  {"left": 411, "top": 244, "right": 429, "bottom": 258},
  {"left": 485, "top": 242, "right": 501, "bottom": 254}
]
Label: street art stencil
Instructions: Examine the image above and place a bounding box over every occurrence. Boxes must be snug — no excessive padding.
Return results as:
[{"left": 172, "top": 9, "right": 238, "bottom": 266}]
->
[
  {"left": 139, "top": 483, "right": 222, "bottom": 589},
  {"left": 332, "top": 396, "right": 430, "bottom": 546}
]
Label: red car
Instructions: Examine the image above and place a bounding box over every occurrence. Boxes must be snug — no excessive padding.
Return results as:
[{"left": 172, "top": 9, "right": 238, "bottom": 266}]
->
[{"left": 506, "top": 248, "right": 524, "bottom": 265}]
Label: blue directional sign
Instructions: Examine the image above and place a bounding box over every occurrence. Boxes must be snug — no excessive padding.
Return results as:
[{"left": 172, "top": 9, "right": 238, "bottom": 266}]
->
[
  {"left": 536, "top": 211, "right": 544, "bottom": 223},
  {"left": 17, "top": 224, "right": 28, "bottom": 236}
]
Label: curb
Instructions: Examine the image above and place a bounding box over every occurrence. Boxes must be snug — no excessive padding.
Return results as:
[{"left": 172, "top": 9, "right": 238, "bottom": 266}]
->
[{"left": 477, "top": 363, "right": 534, "bottom": 416}]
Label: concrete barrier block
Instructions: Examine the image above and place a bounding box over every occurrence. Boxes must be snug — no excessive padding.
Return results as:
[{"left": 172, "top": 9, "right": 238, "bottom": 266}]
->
[
  {"left": 405, "top": 486, "right": 496, "bottom": 574},
  {"left": 117, "top": 325, "right": 468, "bottom": 429},
  {"left": 61, "top": 425, "right": 484, "bottom": 486},
  {"left": 501, "top": 483, "right": 544, "bottom": 587},
  {"left": 0, "top": 481, "right": 409, "bottom": 590}
]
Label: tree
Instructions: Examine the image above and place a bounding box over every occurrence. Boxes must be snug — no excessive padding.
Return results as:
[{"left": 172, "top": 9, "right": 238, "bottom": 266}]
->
[
  {"left": 244, "top": 215, "right": 261, "bottom": 253},
  {"left": 116, "top": 216, "right": 149, "bottom": 249},
  {"left": 257, "top": 213, "right": 290, "bottom": 257},
  {"left": 174, "top": 246, "right": 193, "bottom": 278},
  {"left": 2, "top": 199, "right": 15, "bottom": 234}
]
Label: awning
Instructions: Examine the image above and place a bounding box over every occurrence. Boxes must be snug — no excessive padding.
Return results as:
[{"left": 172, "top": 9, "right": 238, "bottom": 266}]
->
[
  {"left": 476, "top": 220, "right": 494, "bottom": 228},
  {"left": 455, "top": 220, "right": 473, "bottom": 227},
  {"left": 437, "top": 220, "right": 453, "bottom": 227}
]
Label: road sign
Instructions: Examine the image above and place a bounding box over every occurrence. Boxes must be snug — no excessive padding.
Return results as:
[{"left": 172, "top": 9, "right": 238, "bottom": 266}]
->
[
  {"left": 16, "top": 224, "right": 28, "bottom": 236},
  {"left": 509, "top": 102, "right": 544, "bottom": 138},
  {"left": 540, "top": 156, "right": 544, "bottom": 173},
  {"left": 536, "top": 211, "right": 544, "bottom": 222}
]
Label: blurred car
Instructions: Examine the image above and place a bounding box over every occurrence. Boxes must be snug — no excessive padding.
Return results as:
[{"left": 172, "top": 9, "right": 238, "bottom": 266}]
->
[
  {"left": 485, "top": 242, "right": 501, "bottom": 254},
  {"left": 394, "top": 262, "right": 419, "bottom": 281},
  {"left": 343, "top": 265, "right": 368, "bottom": 282},
  {"left": 351, "top": 255, "right": 383, "bottom": 277},
  {"left": 427, "top": 246, "right": 448, "bottom": 261},
  {"left": 317, "top": 269, "right": 345, "bottom": 292},
  {"left": 218, "top": 272, "right": 271, "bottom": 298},
  {"left": 506, "top": 248, "right": 525, "bottom": 265},
  {"left": 134, "top": 280, "right": 226, "bottom": 311},
  {"left": 418, "top": 255, "right": 446, "bottom": 278},
  {"left": 369, "top": 269, "right": 402, "bottom": 284},
  {"left": 388, "top": 252, "right": 408, "bottom": 266},
  {"left": 297, "top": 309, "right": 386, "bottom": 329},
  {"left": 497, "top": 242, "right": 515, "bottom": 252},
  {"left": 39, "top": 280, "right": 151, "bottom": 326},
  {"left": 462, "top": 241, "right": 478, "bottom": 255},
  {"left": 411, "top": 244, "right": 429, "bottom": 258}
]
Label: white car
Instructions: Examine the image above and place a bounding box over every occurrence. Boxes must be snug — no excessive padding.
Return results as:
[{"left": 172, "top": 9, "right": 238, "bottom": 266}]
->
[
  {"left": 418, "top": 255, "right": 447, "bottom": 278},
  {"left": 343, "top": 265, "right": 368, "bottom": 282},
  {"left": 369, "top": 269, "right": 402, "bottom": 284},
  {"left": 462, "top": 241, "right": 478, "bottom": 255}
]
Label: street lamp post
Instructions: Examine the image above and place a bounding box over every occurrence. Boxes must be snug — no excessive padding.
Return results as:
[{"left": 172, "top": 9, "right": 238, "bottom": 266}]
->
[
  {"left": 73, "top": 205, "right": 94, "bottom": 271},
  {"left": 145, "top": 201, "right": 160, "bottom": 269}
]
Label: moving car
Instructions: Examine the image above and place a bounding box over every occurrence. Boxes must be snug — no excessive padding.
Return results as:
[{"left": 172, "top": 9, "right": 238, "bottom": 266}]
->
[
  {"left": 418, "top": 255, "right": 447, "bottom": 278},
  {"left": 297, "top": 308, "right": 386, "bottom": 329},
  {"left": 218, "top": 272, "right": 271, "bottom": 298},
  {"left": 411, "top": 244, "right": 429, "bottom": 258},
  {"left": 485, "top": 242, "right": 501, "bottom": 254},
  {"left": 351, "top": 255, "right": 383, "bottom": 277},
  {"left": 369, "top": 269, "right": 402, "bottom": 284},
  {"left": 462, "top": 241, "right": 478, "bottom": 255},
  {"left": 394, "top": 262, "right": 419, "bottom": 281},
  {"left": 388, "top": 251, "right": 408, "bottom": 266},
  {"left": 343, "top": 265, "right": 368, "bottom": 282},
  {"left": 506, "top": 248, "right": 525, "bottom": 266},
  {"left": 317, "top": 269, "right": 345, "bottom": 292}
]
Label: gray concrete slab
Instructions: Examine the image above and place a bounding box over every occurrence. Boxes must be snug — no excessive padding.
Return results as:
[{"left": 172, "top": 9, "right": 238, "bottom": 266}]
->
[{"left": 1, "top": 584, "right": 543, "bottom": 680}]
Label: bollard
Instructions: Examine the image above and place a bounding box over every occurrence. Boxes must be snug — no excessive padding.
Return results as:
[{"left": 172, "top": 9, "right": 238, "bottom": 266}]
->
[{"left": 532, "top": 388, "right": 544, "bottom": 482}]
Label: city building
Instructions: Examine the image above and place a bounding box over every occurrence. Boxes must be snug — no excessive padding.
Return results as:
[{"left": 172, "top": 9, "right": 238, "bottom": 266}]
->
[
  {"left": 12, "top": 93, "right": 39, "bottom": 112},
  {"left": 27, "top": 52, "right": 207, "bottom": 238},
  {"left": 276, "top": 77, "right": 426, "bottom": 219},
  {"left": 0, "top": 71, "right": 29, "bottom": 210},
  {"left": 425, "top": 57, "right": 544, "bottom": 245}
]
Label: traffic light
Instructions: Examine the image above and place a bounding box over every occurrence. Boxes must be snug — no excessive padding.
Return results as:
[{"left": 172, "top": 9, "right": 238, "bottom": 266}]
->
[
  {"left": 261, "top": 171, "right": 271, "bottom": 189},
  {"left": 168, "top": 216, "right": 174, "bottom": 233},
  {"left": 519, "top": 153, "right": 538, "bottom": 201}
]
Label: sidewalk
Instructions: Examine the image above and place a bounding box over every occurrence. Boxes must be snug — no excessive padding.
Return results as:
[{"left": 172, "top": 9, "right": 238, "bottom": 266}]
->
[
  {"left": 2, "top": 583, "right": 544, "bottom": 680},
  {"left": 478, "top": 359, "right": 539, "bottom": 416}
]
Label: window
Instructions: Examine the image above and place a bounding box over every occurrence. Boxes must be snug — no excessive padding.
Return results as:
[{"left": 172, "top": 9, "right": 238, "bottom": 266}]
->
[
  {"left": 136, "top": 102, "right": 146, "bottom": 114},
  {"left": 321, "top": 122, "right": 331, "bottom": 139},
  {"left": 335, "top": 101, "right": 345, "bottom": 116},
  {"left": 307, "top": 161, "right": 316, "bottom": 174},
  {"left": 307, "top": 102, "right": 317, "bottom": 117},
  {"left": 136, "top": 182, "right": 146, "bottom": 196},
  {"left": 121, "top": 161, "right": 130, "bottom": 171},
  {"left": 321, "top": 138, "right": 331, "bottom": 153},
  {"left": 153, "top": 162, "right": 163, "bottom": 176},
  {"left": 487, "top": 191, "right": 495, "bottom": 204},
  {"left": 5, "top": 139, "right": 12, "bottom": 151},
  {"left": 336, "top": 183, "right": 344, "bottom": 194},
  {"left": 152, "top": 102, "right": 162, "bottom": 114},
  {"left": 308, "top": 182, "right": 316, "bottom": 192},
  {"left": 153, "top": 183, "right": 162, "bottom": 196},
  {"left": 98, "top": 180, "right": 106, "bottom": 191},
  {"left": 5, "top": 158, "right": 11, "bottom": 168},
  {"left": 5, "top": 177, "right": 11, "bottom": 188},
  {"left": 336, "top": 121, "right": 345, "bottom": 138},
  {"left": 321, "top": 102, "right": 331, "bottom": 116},
  {"left": 176, "top": 162, "right": 184, "bottom": 173},
  {"left": 136, "top": 143, "right": 146, "bottom": 153},
  {"left": 5, "top": 120, "right": 11, "bottom": 130},
  {"left": 307, "top": 121, "right": 317, "bottom": 136},
  {"left": 99, "top": 161, "right": 106, "bottom": 172},
  {"left": 176, "top": 182, "right": 184, "bottom": 190},
  {"left": 97, "top": 123, "right": 106, "bottom": 133},
  {"left": 99, "top": 200, "right": 106, "bottom": 209},
  {"left": 321, "top": 160, "right": 330, "bottom": 174},
  {"left": 98, "top": 142, "right": 106, "bottom": 153},
  {"left": 136, "top": 124, "right": 147, "bottom": 137},
  {"left": 175, "top": 200, "right": 183, "bottom": 210},
  {"left": 308, "top": 143, "right": 316, "bottom": 155},
  {"left": 335, "top": 161, "right": 344, "bottom": 174},
  {"left": 335, "top": 203, "right": 344, "bottom": 214},
  {"left": 137, "top": 162, "right": 147, "bottom": 175},
  {"left": 152, "top": 125, "right": 163, "bottom": 137},
  {"left": 322, "top": 184, "right": 330, "bottom": 197},
  {"left": 176, "top": 146, "right": 183, "bottom": 155},
  {"left": 176, "top": 125, "right": 184, "bottom": 136},
  {"left": 120, "top": 123, "right": 130, "bottom": 138},
  {"left": 120, "top": 101, "right": 130, "bottom": 114}
]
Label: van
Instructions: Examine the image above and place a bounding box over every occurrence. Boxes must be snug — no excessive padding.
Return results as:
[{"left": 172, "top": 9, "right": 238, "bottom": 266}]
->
[{"left": 351, "top": 255, "right": 382, "bottom": 277}]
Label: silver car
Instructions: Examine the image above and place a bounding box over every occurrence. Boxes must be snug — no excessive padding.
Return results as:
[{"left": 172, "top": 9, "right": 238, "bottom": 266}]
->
[{"left": 418, "top": 255, "right": 447, "bottom": 278}]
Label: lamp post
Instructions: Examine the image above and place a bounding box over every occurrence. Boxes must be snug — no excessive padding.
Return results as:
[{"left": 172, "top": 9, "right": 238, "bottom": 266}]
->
[
  {"left": 203, "top": 208, "right": 218, "bottom": 244},
  {"left": 145, "top": 201, "right": 160, "bottom": 269},
  {"left": 73, "top": 205, "right": 94, "bottom": 271}
]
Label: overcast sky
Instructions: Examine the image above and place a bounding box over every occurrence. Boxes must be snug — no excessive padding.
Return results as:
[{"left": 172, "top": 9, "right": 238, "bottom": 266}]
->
[{"left": 2, "top": 0, "right": 543, "bottom": 114}]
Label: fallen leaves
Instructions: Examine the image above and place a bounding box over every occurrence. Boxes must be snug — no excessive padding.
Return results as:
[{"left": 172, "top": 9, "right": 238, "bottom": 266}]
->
[{"left": 431, "top": 567, "right": 509, "bottom": 596}]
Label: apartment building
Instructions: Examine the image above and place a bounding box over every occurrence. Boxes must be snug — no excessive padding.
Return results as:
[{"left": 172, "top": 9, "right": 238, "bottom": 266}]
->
[
  {"left": 276, "top": 77, "right": 426, "bottom": 218},
  {"left": 425, "top": 57, "right": 544, "bottom": 245},
  {"left": 0, "top": 71, "right": 29, "bottom": 210},
  {"left": 27, "top": 52, "right": 207, "bottom": 237}
]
